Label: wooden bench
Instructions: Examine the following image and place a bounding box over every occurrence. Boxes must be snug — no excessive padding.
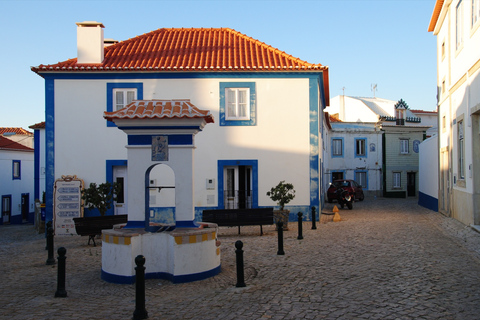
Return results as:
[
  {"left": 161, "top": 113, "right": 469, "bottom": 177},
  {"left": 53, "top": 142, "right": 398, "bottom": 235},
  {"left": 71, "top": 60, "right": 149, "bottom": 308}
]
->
[
  {"left": 73, "top": 214, "right": 128, "bottom": 246},
  {"left": 202, "top": 208, "right": 274, "bottom": 235}
]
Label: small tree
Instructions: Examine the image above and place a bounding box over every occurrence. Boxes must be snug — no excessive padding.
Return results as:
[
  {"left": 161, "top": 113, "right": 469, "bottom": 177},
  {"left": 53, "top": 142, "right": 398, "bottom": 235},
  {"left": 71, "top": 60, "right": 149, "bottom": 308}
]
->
[
  {"left": 266, "top": 180, "right": 295, "bottom": 211},
  {"left": 81, "top": 182, "right": 121, "bottom": 216}
]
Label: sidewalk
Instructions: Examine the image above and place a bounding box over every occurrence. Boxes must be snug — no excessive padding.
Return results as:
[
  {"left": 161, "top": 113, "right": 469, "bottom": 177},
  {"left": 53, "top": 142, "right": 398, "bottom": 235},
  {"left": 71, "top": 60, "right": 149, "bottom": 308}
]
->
[{"left": 1, "top": 197, "right": 480, "bottom": 319}]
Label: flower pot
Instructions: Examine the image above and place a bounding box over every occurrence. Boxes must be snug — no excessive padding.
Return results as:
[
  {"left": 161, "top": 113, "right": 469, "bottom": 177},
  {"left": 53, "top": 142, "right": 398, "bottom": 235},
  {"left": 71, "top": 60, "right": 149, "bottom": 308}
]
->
[{"left": 273, "top": 210, "right": 289, "bottom": 231}]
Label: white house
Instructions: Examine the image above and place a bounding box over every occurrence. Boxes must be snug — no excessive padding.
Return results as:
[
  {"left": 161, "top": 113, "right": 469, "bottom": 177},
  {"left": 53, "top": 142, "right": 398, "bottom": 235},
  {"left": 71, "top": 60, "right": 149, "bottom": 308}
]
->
[
  {"left": 0, "top": 136, "right": 34, "bottom": 224},
  {"left": 31, "top": 22, "right": 330, "bottom": 227},
  {"left": 325, "top": 121, "right": 383, "bottom": 198},
  {"left": 429, "top": 0, "right": 480, "bottom": 227}
]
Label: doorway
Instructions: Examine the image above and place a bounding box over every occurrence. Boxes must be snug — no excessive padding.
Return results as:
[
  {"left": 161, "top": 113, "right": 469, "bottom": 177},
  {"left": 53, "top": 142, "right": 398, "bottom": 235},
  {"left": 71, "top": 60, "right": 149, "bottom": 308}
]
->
[
  {"left": 332, "top": 171, "right": 344, "bottom": 182},
  {"left": 224, "top": 165, "right": 252, "bottom": 209},
  {"left": 407, "top": 172, "right": 416, "bottom": 197},
  {"left": 2, "top": 195, "right": 11, "bottom": 224},
  {"left": 113, "top": 166, "right": 127, "bottom": 215},
  {"left": 21, "top": 193, "right": 29, "bottom": 222}
]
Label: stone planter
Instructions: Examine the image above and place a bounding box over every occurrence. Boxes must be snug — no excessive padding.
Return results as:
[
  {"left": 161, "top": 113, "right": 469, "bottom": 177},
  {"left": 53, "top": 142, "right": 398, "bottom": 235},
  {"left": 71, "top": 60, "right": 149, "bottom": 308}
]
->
[{"left": 273, "top": 210, "right": 289, "bottom": 230}]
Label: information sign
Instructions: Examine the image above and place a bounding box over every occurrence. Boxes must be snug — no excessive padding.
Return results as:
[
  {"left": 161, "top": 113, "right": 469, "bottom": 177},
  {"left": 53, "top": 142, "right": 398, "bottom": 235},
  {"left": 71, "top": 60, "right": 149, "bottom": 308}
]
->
[{"left": 53, "top": 175, "right": 84, "bottom": 235}]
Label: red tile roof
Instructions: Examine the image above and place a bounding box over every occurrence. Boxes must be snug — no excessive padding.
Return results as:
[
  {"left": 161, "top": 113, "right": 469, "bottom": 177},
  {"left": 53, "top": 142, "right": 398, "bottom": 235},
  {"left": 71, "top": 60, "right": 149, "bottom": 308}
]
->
[
  {"left": 0, "top": 127, "right": 33, "bottom": 136},
  {"left": 0, "top": 137, "right": 34, "bottom": 152},
  {"left": 428, "top": 0, "right": 444, "bottom": 32},
  {"left": 29, "top": 121, "right": 46, "bottom": 129},
  {"left": 32, "top": 28, "right": 327, "bottom": 72},
  {"left": 410, "top": 109, "right": 437, "bottom": 114},
  {"left": 104, "top": 99, "right": 214, "bottom": 123}
]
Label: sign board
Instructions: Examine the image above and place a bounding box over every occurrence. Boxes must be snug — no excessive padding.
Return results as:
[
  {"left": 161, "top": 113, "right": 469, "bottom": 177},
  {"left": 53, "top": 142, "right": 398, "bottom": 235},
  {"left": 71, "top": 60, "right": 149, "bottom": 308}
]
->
[{"left": 53, "top": 175, "right": 84, "bottom": 235}]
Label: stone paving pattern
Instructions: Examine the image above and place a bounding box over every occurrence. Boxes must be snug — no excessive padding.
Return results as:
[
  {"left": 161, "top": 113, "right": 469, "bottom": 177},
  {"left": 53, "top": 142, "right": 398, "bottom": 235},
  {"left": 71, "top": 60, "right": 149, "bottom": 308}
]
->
[{"left": 1, "top": 198, "right": 480, "bottom": 319}]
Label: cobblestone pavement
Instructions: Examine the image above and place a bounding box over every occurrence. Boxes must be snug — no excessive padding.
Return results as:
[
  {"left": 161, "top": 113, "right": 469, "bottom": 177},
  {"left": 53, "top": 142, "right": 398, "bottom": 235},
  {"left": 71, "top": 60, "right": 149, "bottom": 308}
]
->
[{"left": 1, "top": 198, "right": 480, "bottom": 320}]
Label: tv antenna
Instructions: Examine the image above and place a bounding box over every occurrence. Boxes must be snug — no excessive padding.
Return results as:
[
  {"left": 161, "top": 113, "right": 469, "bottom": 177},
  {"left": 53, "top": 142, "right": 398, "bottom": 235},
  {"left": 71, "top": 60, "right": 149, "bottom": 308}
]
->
[{"left": 371, "top": 84, "right": 377, "bottom": 98}]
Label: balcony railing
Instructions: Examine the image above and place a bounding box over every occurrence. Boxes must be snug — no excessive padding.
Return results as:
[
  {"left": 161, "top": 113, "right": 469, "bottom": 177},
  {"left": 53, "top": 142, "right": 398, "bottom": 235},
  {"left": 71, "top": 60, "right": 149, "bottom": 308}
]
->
[{"left": 224, "top": 190, "right": 252, "bottom": 209}]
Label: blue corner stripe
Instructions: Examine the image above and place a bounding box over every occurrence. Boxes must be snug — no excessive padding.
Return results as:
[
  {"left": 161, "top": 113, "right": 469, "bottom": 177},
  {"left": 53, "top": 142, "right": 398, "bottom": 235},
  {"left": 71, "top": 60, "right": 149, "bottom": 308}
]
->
[{"left": 101, "top": 265, "right": 221, "bottom": 284}]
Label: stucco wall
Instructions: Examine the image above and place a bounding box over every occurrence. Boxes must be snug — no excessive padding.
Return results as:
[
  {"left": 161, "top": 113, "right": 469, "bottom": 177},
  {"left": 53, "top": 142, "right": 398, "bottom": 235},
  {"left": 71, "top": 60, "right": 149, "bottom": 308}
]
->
[
  {"left": 418, "top": 135, "right": 438, "bottom": 211},
  {"left": 51, "top": 76, "right": 317, "bottom": 218}
]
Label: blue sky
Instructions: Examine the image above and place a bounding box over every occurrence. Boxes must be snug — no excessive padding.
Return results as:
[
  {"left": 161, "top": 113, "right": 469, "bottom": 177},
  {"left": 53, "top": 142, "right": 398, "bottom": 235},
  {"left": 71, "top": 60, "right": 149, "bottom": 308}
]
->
[{"left": 0, "top": 0, "right": 437, "bottom": 130}]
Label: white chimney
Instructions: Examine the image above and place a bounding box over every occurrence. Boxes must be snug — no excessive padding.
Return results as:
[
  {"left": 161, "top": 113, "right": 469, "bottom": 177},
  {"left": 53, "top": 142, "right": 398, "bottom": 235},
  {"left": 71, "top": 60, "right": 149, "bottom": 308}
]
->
[{"left": 76, "top": 21, "right": 105, "bottom": 64}]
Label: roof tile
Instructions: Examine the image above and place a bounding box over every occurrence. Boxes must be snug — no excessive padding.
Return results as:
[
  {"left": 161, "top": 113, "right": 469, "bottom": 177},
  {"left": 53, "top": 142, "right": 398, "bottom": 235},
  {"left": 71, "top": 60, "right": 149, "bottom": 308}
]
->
[
  {"left": 104, "top": 99, "right": 214, "bottom": 123},
  {"left": 0, "top": 127, "right": 33, "bottom": 135},
  {"left": 32, "top": 28, "right": 326, "bottom": 72},
  {"left": 0, "top": 137, "right": 34, "bottom": 152}
]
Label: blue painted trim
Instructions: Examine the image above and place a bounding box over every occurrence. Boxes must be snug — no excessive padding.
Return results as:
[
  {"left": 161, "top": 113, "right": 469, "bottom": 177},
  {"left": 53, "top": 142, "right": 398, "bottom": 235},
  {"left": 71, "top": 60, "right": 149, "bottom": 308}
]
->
[
  {"left": 219, "top": 82, "right": 256, "bottom": 126},
  {"left": 12, "top": 160, "right": 21, "bottom": 180},
  {"left": 176, "top": 220, "right": 200, "bottom": 228},
  {"left": 45, "top": 78, "right": 55, "bottom": 224},
  {"left": 33, "top": 130, "right": 40, "bottom": 201},
  {"left": 41, "top": 72, "right": 325, "bottom": 81},
  {"left": 123, "top": 221, "right": 145, "bottom": 228},
  {"left": 331, "top": 137, "right": 344, "bottom": 158},
  {"left": 309, "top": 78, "right": 320, "bottom": 210},
  {"left": 106, "top": 83, "right": 143, "bottom": 127},
  {"left": 128, "top": 134, "right": 193, "bottom": 146},
  {"left": 101, "top": 265, "right": 221, "bottom": 284},
  {"left": 101, "top": 270, "right": 135, "bottom": 284},
  {"left": 418, "top": 192, "right": 438, "bottom": 212},
  {"left": 354, "top": 137, "right": 367, "bottom": 158},
  {"left": 217, "top": 160, "right": 258, "bottom": 209},
  {"left": 119, "top": 125, "right": 202, "bottom": 131}
]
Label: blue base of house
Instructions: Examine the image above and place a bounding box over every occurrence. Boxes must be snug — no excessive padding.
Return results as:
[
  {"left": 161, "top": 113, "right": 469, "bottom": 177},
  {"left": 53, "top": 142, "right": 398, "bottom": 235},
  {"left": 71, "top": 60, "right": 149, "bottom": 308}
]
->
[
  {"left": 101, "top": 264, "right": 221, "bottom": 284},
  {"left": 418, "top": 192, "right": 438, "bottom": 212}
]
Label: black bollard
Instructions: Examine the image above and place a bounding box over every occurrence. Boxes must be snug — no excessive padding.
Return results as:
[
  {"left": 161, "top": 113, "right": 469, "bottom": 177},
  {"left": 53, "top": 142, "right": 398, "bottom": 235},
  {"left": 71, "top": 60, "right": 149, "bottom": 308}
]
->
[
  {"left": 235, "top": 240, "right": 246, "bottom": 287},
  {"left": 45, "top": 221, "right": 52, "bottom": 250},
  {"left": 46, "top": 226, "right": 55, "bottom": 265},
  {"left": 311, "top": 207, "right": 317, "bottom": 230},
  {"left": 277, "top": 221, "right": 285, "bottom": 255},
  {"left": 297, "top": 212, "right": 303, "bottom": 240},
  {"left": 133, "top": 255, "right": 148, "bottom": 320},
  {"left": 55, "top": 247, "right": 67, "bottom": 297}
]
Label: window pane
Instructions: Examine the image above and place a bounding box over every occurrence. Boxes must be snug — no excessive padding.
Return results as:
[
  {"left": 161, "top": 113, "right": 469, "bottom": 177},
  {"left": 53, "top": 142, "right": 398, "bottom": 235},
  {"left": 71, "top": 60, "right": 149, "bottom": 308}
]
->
[
  {"left": 115, "top": 91, "right": 124, "bottom": 110},
  {"left": 333, "top": 139, "right": 342, "bottom": 156},
  {"left": 126, "top": 91, "right": 135, "bottom": 104},
  {"left": 226, "top": 89, "right": 236, "bottom": 118}
]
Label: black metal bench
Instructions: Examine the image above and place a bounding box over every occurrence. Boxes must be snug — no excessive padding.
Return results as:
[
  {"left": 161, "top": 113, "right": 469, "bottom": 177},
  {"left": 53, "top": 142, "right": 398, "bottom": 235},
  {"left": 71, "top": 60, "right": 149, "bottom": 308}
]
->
[
  {"left": 73, "top": 214, "right": 128, "bottom": 246},
  {"left": 202, "top": 208, "right": 274, "bottom": 235}
]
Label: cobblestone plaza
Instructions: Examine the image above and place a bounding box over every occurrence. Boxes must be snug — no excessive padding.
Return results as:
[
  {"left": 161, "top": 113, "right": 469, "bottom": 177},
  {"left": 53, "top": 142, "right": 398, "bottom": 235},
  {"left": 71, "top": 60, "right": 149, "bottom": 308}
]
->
[{"left": 1, "top": 198, "right": 480, "bottom": 319}]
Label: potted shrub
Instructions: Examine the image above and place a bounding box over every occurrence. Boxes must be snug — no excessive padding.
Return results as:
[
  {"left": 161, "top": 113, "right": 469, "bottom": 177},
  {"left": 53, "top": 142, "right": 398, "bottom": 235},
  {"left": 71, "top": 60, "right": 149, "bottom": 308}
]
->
[
  {"left": 267, "top": 181, "right": 295, "bottom": 230},
  {"left": 74, "top": 182, "right": 127, "bottom": 246}
]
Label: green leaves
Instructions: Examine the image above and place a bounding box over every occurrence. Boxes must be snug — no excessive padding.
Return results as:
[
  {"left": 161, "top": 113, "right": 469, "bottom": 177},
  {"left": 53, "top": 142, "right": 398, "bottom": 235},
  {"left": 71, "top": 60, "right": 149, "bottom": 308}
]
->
[
  {"left": 81, "top": 182, "right": 121, "bottom": 216},
  {"left": 266, "top": 180, "right": 295, "bottom": 211}
]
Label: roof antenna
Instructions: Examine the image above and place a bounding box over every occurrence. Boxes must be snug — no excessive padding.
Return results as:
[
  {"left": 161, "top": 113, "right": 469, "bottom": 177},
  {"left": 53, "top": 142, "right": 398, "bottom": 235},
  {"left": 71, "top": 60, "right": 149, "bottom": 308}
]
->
[
  {"left": 371, "top": 84, "right": 377, "bottom": 98},
  {"left": 342, "top": 87, "right": 346, "bottom": 96}
]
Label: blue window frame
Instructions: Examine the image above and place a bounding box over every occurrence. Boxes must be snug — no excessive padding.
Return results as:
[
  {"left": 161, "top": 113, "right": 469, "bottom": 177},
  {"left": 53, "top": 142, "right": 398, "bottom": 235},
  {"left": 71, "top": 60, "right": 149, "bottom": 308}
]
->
[
  {"left": 331, "top": 138, "right": 344, "bottom": 158},
  {"left": 219, "top": 82, "right": 256, "bottom": 126},
  {"left": 106, "top": 83, "right": 143, "bottom": 127},
  {"left": 354, "top": 138, "right": 367, "bottom": 158},
  {"left": 354, "top": 170, "right": 368, "bottom": 189},
  {"left": 12, "top": 160, "right": 21, "bottom": 180}
]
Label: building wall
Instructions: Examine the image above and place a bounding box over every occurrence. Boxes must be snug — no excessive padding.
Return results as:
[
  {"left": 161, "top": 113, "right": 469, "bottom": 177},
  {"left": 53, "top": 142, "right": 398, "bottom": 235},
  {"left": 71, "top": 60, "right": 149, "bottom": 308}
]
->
[
  {"left": 47, "top": 74, "right": 324, "bottom": 222},
  {"left": 432, "top": 0, "right": 480, "bottom": 225},
  {"left": 418, "top": 135, "right": 439, "bottom": 211},
  {"left": 0, "top": 149, "right": 34, "bottom": 224},
  {"left": 326, "top": 122, "right": 383, "bottom": 196},
  {"left": 383, "top": 129, "right": 424, "bottom": 197}
]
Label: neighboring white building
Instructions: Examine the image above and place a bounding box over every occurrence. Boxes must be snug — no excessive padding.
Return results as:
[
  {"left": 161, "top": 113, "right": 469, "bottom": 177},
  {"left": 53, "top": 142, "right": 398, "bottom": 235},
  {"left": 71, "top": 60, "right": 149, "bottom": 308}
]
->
[
  {"left": 419, "top": 135, "right": 439, "bottom": 211},
  {"left": 0, "top": 127, "right": 34, "bottom": 148},
  {"left": 429, "top": 0, "right": 480, "bottom": 226},
  {"left": 31, "top": 23, "right": 330, "bottom": 226},
  {"left": 325, "top": 121, "right": 383, "bottom": 198},
  {"left": 0, "top": 136, "right": 34, "bottom": 224},
  {"left": 29, "top": 122, "right": 46, "bottom": 204}
]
